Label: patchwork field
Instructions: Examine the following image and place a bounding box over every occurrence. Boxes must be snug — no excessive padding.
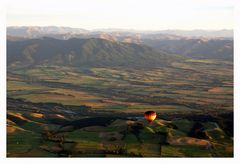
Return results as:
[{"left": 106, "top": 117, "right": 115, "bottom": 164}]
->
[
  {"left": 8, "top": 59, "right": 233, "bottom": 113},
  {"left": 7, "top": 59, "right": 233, "bottom": 157}
]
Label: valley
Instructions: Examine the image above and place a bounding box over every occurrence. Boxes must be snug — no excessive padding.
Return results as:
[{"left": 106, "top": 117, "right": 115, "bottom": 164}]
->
[
  {"left": 6, "top": 29, "right": 234, "bottom": 157},
  {"left": 8, "top": 59, "right": 233, "bottom": 113},
  {"left": 7, "top": 58, "right": 233, "bottom": 157}
]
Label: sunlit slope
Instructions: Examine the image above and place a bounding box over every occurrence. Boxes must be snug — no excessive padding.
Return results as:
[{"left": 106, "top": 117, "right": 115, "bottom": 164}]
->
[
  {"left": 7, "top": 38, "right": 182, "bottom": 67},
  {"left": 7, "top": 99, "right": 233, "bottom": 157}
]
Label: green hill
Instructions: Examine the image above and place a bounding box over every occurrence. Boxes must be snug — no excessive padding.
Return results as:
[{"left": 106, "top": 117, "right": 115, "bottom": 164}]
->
[
  {"left": 7, "top": 37, "right": 181, "bottom": 67},
  {"left": 143, "top": 39, "right": 233, "bottom": 60}
]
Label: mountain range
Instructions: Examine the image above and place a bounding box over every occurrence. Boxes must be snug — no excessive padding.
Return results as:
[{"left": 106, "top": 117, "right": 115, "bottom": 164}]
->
[
  {"left": 7, "top": 37, "right": 179, "bottom": 67},
  {"left": 7, "top": 26, "right": 233, "bottom": 67},
  {"left": 7, "top": 26, "right": 233, "bottom": 39},
  {"left": 143, "top": 38, "right": 233, "bottom": 60}
]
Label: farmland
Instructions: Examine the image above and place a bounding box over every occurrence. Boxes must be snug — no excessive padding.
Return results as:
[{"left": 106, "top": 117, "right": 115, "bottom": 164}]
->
[
  {"left": 7, "top": 59, "right": 233, "bottom": 113},
  {"left": 7, "top": 58, "right": 233, "bottom": 157}
]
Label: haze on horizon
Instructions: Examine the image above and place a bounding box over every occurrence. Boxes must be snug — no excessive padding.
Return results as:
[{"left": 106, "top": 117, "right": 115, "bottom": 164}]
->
[{"left": 6, "top": 0, "right": 234, "bottom": 31}]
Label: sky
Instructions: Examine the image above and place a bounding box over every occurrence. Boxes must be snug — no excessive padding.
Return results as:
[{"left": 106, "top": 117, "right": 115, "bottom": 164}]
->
[{"left": 6, "top": 0, "right": 234, "bottom": 30}]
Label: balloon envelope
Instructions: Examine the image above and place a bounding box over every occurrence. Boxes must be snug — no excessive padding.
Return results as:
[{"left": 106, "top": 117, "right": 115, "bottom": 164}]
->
[{"left": 144, "top": 111, "right": 157, "bottom": 123}]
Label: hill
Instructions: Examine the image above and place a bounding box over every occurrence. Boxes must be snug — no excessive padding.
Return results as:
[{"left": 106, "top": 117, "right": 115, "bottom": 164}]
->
[
  {"left": 7, "top": 98, "right": 233, "bottom": 157},
  {"left": 143, "top": 38, "right": 233, "bottom": 60},
  {"left": 7, "top": 37, "right": 179, "bottom": 67}
]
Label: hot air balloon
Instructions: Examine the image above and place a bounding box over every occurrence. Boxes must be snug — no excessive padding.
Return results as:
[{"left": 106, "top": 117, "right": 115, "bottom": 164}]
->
[{"left": 144, "top": 111, "right": 157, "bottom": 123}]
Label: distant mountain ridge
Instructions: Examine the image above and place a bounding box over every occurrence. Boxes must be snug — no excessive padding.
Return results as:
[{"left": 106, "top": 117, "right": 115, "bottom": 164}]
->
[
  {"left": 152, "top": 29, "right": 233, "bottom": 38},
  {"left": 7, "top": 26, "right": 233, "bottom": 39},
  {"left": 7, "top": 26, "right": 88, "bottom": 37}
]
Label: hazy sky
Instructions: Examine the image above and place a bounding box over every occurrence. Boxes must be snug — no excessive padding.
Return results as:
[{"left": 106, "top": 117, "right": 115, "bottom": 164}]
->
[{"left": 6, "top": 0, "right": 234, "bottom": 30}]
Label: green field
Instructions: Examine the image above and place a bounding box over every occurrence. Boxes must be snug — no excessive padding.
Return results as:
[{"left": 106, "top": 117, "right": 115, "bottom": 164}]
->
[{"left": 7, "top": 59, "right": 233, "bottom": 113}]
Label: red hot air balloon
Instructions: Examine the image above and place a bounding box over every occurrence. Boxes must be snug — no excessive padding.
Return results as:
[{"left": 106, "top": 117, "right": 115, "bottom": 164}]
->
[{"left": 144, "top": 111, "right": 157, "bottom": 123}]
